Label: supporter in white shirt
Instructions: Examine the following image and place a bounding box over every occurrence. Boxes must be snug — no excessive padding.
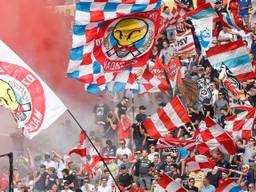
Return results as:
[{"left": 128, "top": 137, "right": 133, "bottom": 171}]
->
[
  {"left": 81, "top": 178, "right": 95, "bottom": 192},
  {"left": 43, "top": 154, "right": 58, "bottom": 170},
  {"left": 116, "top": 139, "right": 132, "bottom": 165},
  {"left": 97, "top": 177, "right": 112, "bottom": 192},
  {"left": 209, "top": 82, "right": 219, "bottom": 105}
]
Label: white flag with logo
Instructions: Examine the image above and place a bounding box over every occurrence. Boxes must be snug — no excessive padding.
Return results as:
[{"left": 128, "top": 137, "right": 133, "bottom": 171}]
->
[
  {"left": 191, "top": 16, "right": 213, "bottom": 53},
  {"left": 0, "top": 40, "right": 67, "bottom": 139}
]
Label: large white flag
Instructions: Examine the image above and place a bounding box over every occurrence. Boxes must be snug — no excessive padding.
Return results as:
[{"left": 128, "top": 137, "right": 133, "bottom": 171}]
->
[
  {"left": 0, "top": 40, "right": 67, "bottom": 139},
  {"left": 191, "top": 16, "right": 213, "bottom": 54}
]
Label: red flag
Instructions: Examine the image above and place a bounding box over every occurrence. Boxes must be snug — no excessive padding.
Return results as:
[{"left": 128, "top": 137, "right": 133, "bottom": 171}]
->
[
  {"left": 185, "top": 155, "right": 216, "bottom": 172},
  {"left": 68, "top": 131, "right": 87, "bottom": 157},
  {"left": 157, "top": 174, "right": 188, "bottom": 192}
]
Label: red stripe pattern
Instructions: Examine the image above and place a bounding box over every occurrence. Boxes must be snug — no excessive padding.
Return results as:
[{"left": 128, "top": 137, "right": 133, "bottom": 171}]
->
[
  {"left": 158, "top": 174, "right": 188, "bottom": 192},
  {"left": 144, "top": 96, "right": 191, "bottom": 139},
  {"left": 157, "top": 137, "right": 196, "bottom": 152}
]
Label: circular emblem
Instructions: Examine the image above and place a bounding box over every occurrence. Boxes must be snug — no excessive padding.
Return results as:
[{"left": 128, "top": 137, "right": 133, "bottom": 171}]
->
[
  {"left": 0, "top": 62, "right": 45, "bottom": 134},
  {"left": 94, "top": 11, "right": 158, "bottom": 72}
]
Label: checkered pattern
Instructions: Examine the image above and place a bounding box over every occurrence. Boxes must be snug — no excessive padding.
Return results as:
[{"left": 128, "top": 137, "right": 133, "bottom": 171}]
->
[
  {"left": 224, "top": 106, "right": 256, "bottom": 140},
  {"left": 137, "top": 68, "right": 169, "bottom": 94},
  {"left": 197, "top": 117, "right": 237, "bottom": 155},
  {"left": 185, "top": 155, "right": 216, "bottom": 172},
  {"left": 68, "top": 0, "right": 162, "bottom": 94}
]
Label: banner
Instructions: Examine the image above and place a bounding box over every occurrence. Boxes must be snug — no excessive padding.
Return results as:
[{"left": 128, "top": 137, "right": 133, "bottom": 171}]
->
[
  {"left": 191, "top": 16, "right": 213, "bottom": 53},
  {"left": 175, "top": 29, "right": 196, "bottom": 56},
  {"left": 0, "top": 41, "right": 67, "bottom": 139}
]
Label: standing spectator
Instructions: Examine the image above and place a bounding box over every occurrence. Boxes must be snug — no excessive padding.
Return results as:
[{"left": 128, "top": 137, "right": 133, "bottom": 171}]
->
[
  {"left": 93, "top": 95, "right": 110, "bottom": 124},
  {"left": 206, "top": 167, "right": 222, "bottom": 188},
  {"left": 116, "top": 139, "right": 132, "bottom": 165},
  {"left": 189, "top": 170, "right": 205, "bottom": 190},
  {"left": 132, "top": 105, "right": 147, "bottom": 150},
  {"left": 118, "top": 114, "right": 131, "bottom": 146},
  {"left": 137, "top": 149, "right": 154, "bottom": 190},
  {"left": 81, "top": 177, "right": 95, "bottom": 192},
  {"left": 200, "top": 177, "right": 216, "bottom": 192},
  {"left": 184, "top": 177, "right": 199, "bottom": 192},
  {"left": 115, "top": 96, "right": 129, "bottom": 122},
  {"left": 239, "top": 164, "right": 255, "bottom": 186},
  {"left": 244, "top": 138, "right": 255, "bottom": 165},
  {"left": 61, "top": 169, "right": 75, "bottom": 191},
  {"left": 103, "top": 112, "right": 118, "bottom": 144},
  {"left": 45, "top": 167, "right": 59, "bottom": 191},
  {"left": 214, "top": 91, "right": 229, "bottom": 122},
  {"left": 129, "top": 181, "right": 145, "bottom": 192},
  {"left": 34, "top": 164, "right": 48, "bottom": 192},
  {"left": 118, "top": 164, "right": 133, "bottom": 190},
  {"left": 159, "top": 40, "right": 175, "bottom": 65},
  {"left": 102, "top": 140, "right": 116, "bottom": 157},
  {"left": 43, "top": 154, "right": 57, "bottom": 170},
  {"left": 98, "top": 177, "right": 112, "bottom": 192}
]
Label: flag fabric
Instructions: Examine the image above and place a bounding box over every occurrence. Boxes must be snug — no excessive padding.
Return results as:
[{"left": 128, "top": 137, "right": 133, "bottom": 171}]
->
[
  {"left": 0, "top": 41, "right": 67, "bottom": 139},
  {"left": 137, "top": 68, "right": 169, "bottom": 94},
  {"left": 144, "top": 96, "right": 191, "bottom": 139},
  {"left": 197, "top": 117, "right": 237, "bottom": 155},
  {"left": 157, "top": 136, "right": 196, "bottom": 151},
  {"left": 218, "top": 64, "right": 249, "bottom": 102},
  {"left": 216, "top": 179, "right": 241, "bottom": 192},
  {"left": 191, "top": 16, "right": 213, "bottom": 53},
  {"left": 175, "top": 29, "right": 196, "bottom": 56},
  {"left": 68, "top": 0, "right": 162, "bottom": 93},
  {"left": 220, "top": 12, "right": 249, "bottom": 32},
  {"left": 157, "top": 174, "right": 188, "bottom": 192},
  {"left": 206, "top": 40, "right": 254, "bottom": 81},
  {"left": 196, "top": 77, "right": 212, "bottom": 102},
  {"left": 186, "top": 3, "right": 218, "bottom": 20},
  {"left": 69, "top": 131, "right": 87, "bottom": 157},
  {"left": 185, "top": 155, "right": 216, "bottom": 172},
  {"left": 224, "top": 107, "right": 256, "bottom": 140},
  {"left": 181, "top": 78, "right": 199, "bottom": 106}
]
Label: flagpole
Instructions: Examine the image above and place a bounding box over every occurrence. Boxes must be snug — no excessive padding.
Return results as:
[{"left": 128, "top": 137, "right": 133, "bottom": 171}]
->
[
  {"left": 163, "top": 69, "right": 173, "bottom": 99},
  {"left": 67, "top": 109, "right": 121, "bottom": 191},
  {"left": 0, "top": 153, "right": 13, "bottom": 192}
]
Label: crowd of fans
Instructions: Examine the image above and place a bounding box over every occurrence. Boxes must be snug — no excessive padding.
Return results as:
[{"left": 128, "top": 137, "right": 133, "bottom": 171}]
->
[{"left": 0, "top": 0, "right": 256, "bottom": 191}]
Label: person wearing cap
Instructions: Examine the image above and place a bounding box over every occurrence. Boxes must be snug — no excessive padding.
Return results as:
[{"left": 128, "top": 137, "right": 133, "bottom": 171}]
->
[
  {"left": 118, "top": 163, "right": 133, "bottom": 190},
  {"left": 115, "top": 96, "right": 129, "bottom": 122},
  {"left": 80, "top": 177, "right": 95, "bottom": 192},
  {"left": 132, "top": 105, "right": 147, "bottom": 150},
  {"left": 34, "top": 164, "right": 48, "bottom": 192}
]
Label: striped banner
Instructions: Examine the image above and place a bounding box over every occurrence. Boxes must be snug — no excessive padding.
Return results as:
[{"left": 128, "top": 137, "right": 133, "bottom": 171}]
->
[{"left": 175, "top": 29, "right": 196, "bottom": 56}]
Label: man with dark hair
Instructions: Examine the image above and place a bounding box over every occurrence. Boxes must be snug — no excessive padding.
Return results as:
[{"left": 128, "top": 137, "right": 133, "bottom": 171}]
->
[
  {"left": 34, "top": 164, "right": 48, "bottom": 192},
  {"left": 115, "top": 96, "right": 129, "bottom": 122},
  {"left": 118, "top": 164, "right": 133, "bottom": 190},
  {"left": 184, "top": 178, "right": 199, "bottom": 192},
  {"left": 102, "top": 140, "right": 116, "bottom": 157},
  {"left": 61, "top": 169, "right": 75, "bottom": 191},
  {"left": 201, "top": 177, "right": 215, "bottom": 192},
  {"left": 132, "top": 105, "right": 147, "bottom": 150}
]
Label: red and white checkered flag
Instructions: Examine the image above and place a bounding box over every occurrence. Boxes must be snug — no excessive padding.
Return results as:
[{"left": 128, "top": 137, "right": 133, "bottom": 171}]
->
[
  {"left": 225, "top": 106, "right": 256, "bottom": 140},
  {"left": 185, "top": 155, "right": 216, "bottom": 172},
  {"left": 144, "top": 96, "right": 191, "bottom": 139},
  {"left": 197, "top": 117, "right": 237, "bottom": 155},
  {"left": 157, "top": 174, "right": 188, "bottom": 192}
]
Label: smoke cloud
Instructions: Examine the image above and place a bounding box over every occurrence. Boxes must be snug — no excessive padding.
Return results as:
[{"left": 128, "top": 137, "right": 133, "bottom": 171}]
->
[{"left": 0, "top": 0, "right": 97, "bottom": 160}]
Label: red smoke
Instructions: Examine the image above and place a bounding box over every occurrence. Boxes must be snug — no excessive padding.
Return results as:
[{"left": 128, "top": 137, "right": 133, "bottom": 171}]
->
[{"left": 0, "top": 0, "right": 92, "bottom": 101}]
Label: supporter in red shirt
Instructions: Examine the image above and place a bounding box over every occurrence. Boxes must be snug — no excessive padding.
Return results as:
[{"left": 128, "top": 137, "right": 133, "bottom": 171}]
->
[
  {"left": 129, "top": 181, "right": 144, "bottom": 192},
  {"left": 118, "top": 114, "right": 131, "bottom": 146}
]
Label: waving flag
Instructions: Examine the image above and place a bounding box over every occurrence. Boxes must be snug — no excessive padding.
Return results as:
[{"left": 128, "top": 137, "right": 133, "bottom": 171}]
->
[
  {"left": 197, "top": 117, "right": 237, "bottom": 155},
  {"left": 69, "top": 131, "right": 87, "bottom": 157},
  {"left": 225, "top": 107, "right": 256, "bottom": 140},
  {"left": 186, "top": 3, "right": 217, "bottom": 20},
  {"left": 157, "top": 136, "right": 196, "bottom": 151},
  {"left": 185, "top": 155, "right": 216, "bottom": 172},
  {"left": 0, "top": 41, "right": 66, "bottom": 139},
  {"left": 216, "top": 179, "right": 241, "bottom": 192},
  {"left": 175, "top": 29, "right": 196, "bottom": 56},
  {"left": 191, "top": 16, "right": 213, "bottom": 53},
  {"left": 206, "top": 40, "right": 254, "bottom": 81},
  {"left": 68, "top": 0, "right": 162, "bottom": 93},
  {"left": 220, "top": 12, "right": 249, "bottom": 32},
  {"left": 157, "top": 174, "right": 188, "bottom": 192},
  {"left": 144, "top": 96, "right": 191, "bottom": 139}
]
